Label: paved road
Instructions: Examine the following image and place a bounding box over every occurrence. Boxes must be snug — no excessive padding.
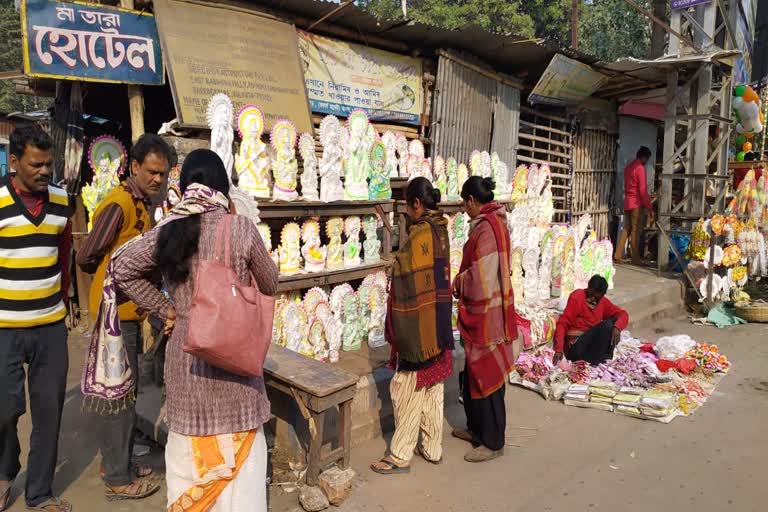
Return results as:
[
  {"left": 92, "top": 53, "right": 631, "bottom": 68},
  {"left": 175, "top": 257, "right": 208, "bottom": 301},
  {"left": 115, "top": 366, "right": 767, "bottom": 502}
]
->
[{"left": 5, "top": 319, "right": 768, "bottom": 511}]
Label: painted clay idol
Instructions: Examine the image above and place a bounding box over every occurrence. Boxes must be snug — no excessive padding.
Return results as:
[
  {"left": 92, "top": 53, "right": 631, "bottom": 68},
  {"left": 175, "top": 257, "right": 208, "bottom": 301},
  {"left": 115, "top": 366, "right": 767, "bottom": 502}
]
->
[
  {"left": 434, "top": 156, "right": 447, "bottom": 197},
  {"left": 469, "top": 150, "right": 483, "bottom": 177},
  {"left": 271, "top": 120, "right": 299, "bottom": 201},
  {"left": 301, "top": 219, "right": 327, "bottom": 272},
  {"left": 344, "top": 216, "right": 362, "bottom": 268},
  {"left": 299, "top": 133, "right": 319, "bottom": 201},
  {"left": 326, "top": 217, "right": 344, "bottom": 270},
  {"left": 318, "top": 115, "right": 345, "bottom": 203},
  {"left": 278, "top": 223, "right": 302, "bottom": 275},
  {"left": 406, "top": 139, "right": 425, "bottom": 180},
  {"left": 491, "top": 152, "right": 512, "bottom": 200},
  {"left": 235, "top": 105, "right": 270, "bottom": 198},
  {"left": 382, "top": 131, "right": 399, "bottom": 178},
  {"left": 82, "top": 136, "right": 125, "bottom": 231},
  {"left": 363, "top": 215, "right": 381, "bottom": 263},
  {"left": 342, "top": 293, "right": 361, "bottom": 351},
  {"left": 207, "top": 93, "right": 234, "bottom": 178},
  {"left": 396, "top": 133, "right": 409, "bottom": 178},
  {"left": 344, "top": 110, "right": 371, "bottom": 200},
  {"left": 480, "top": 151, "right": 492, "bottom": 178},
  {"left": 457, "top": 163, "right": 469, "bottom": 191},
  {"left": 446, "top": 157, "right": 459, "bottom": 201},
  {"left": 368, "top": 285, "right": 387, "bottom": 348},
  {"left": 368, "top": 141, "right": 392, "bottom": 200}
]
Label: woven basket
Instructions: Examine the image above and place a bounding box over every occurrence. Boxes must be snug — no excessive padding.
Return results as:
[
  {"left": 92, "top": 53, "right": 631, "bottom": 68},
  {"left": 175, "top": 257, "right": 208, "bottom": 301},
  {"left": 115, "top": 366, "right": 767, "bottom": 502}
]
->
[{"left": 735, "top": 302, "right": 768, "bottom": 323}]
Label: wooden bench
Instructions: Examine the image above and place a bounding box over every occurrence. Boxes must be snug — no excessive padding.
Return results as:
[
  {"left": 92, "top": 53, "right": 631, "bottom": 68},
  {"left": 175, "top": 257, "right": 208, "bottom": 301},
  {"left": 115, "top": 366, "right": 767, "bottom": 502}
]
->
[{"left": 263, "top": 344, "right": 359, "bottom": 485}]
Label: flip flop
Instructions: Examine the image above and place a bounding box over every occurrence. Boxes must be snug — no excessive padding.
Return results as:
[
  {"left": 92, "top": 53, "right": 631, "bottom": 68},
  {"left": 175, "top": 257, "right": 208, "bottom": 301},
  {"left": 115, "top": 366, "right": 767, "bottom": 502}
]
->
[
  {"left": 413, "top": 445, "right": 443, "bottom": 464},
  {"left": 104, "top": 477, "right": 160, "bottom": 502},
  {"left": 25, "top": 497, "right": 72, "bottom": 512},
  {"left": 370, "top": 458, "right": 410, "bottom": 475}
]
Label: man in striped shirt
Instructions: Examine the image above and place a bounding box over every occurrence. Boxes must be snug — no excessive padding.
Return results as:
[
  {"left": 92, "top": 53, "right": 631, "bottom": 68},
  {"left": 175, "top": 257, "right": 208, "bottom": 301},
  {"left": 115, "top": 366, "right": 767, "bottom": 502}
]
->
[
  {"left": 76, "top": 134, "right": 170, "bottom": 501},
  {"left": 0, "top": 125, "right": 72, "bottom": 512}
]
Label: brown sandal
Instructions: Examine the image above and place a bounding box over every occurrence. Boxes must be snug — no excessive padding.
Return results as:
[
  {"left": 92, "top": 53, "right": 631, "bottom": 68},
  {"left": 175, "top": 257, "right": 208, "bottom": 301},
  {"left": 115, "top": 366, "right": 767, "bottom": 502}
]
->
[
  {"left": 104, "top": 477, "right": 160, "bottom": 501},
  {"left": 25, "top": 497, "right": 72, "bottom": 512}
]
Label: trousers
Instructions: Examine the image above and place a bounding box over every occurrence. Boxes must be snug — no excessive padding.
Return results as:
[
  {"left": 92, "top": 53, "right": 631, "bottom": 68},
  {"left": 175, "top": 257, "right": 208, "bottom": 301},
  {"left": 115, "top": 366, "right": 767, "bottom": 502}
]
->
[
  {"left": 462, "top": 367, "right": 506, "bottom": 451},
  {"left": 100, "top": 321, "right": 141, "bottom": 486},
  {"left": 0, "top": 321, "right": 68, "bottom": 507},
  {"left": 565, "top": 319, "right": 616, "bottom": 366},
  {"left": 614, "top": 208, "right": 644, "bottom": 264},
  {"left": 388, "top": 370, "right": 445, "bottom": 465}
]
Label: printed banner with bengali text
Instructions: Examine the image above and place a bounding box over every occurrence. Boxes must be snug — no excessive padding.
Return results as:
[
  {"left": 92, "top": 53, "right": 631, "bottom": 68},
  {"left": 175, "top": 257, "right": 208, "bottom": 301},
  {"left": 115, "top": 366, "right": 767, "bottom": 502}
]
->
[
  {"left": 21, "top": 0, "right": 163, "bottom": 85},
  {"left": 298, "top": 30, "right": 422, "bottom": 125}
]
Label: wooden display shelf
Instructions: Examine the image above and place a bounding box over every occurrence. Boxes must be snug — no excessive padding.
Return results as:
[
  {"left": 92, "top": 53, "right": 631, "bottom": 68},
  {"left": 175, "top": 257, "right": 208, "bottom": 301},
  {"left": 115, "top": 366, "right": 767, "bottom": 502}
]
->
[
  {"left": 257, "top": 199, "right": 394, "bottom": 219},
  {"left": 276, "top": 260, "right": 392, "bottom": 292}
]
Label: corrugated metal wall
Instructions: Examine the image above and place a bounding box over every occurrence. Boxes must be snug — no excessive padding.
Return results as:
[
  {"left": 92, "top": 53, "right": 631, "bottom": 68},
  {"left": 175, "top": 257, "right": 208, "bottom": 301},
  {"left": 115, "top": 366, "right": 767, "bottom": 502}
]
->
[
  {"left": 490, "top": 83, "right": 520, "bottom": 166},
  {"left": 431, "top": 55, "right": 496, "bottom": 164}
]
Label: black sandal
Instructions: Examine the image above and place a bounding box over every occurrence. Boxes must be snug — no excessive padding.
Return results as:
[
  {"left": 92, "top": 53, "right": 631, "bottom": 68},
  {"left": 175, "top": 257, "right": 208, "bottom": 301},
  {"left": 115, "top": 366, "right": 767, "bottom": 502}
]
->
[{"left": 370, "top": 457, "right": 411, "bottom": 475}]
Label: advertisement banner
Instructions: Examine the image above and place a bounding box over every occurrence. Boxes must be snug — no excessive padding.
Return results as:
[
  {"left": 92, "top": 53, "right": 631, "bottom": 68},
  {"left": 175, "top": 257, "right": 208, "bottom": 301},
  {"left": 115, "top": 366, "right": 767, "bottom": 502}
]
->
[
  {"left": 298, "top": 30, "right": 422, "bottom": 125},
  {"left": 21, "top": 0, "right": 163, "bottom": 85},
  {"left": 528, "top": 54, "right": 606, "bottom": 106},
  {"left": 153, "top": 0, "right": 312, "bottom": 132}
]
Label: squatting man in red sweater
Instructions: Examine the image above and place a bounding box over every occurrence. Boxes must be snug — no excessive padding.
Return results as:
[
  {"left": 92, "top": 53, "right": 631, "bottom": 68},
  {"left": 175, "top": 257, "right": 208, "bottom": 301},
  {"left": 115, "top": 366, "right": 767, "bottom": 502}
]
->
[{"left": 552, "top": 275, "right": 629, "bottom": 366}]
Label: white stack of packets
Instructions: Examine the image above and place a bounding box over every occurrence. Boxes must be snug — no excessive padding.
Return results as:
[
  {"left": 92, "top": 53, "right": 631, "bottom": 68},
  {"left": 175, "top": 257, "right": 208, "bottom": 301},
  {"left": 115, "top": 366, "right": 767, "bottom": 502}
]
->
[{"left": 563, "top": 382, "right": 677, "bottom": 422}]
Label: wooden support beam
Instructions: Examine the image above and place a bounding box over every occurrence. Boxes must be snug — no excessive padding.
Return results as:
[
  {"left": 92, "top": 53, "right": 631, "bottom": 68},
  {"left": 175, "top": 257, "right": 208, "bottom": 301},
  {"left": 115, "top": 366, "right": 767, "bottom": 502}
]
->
[
  {"left": 307, "top": 0, "right": 353, "bottom": 32},
  {"left": 121, "top": 0, "right": 145, "bottom": 142}
]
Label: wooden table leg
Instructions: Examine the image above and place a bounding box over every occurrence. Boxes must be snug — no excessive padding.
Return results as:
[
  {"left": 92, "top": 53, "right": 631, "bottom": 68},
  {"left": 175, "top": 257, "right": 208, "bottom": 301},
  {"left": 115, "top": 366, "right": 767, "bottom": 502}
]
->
[
  {"left": 339, "top": 400, "right": 352, "bottom": 469},
  {"left": 306, "top": 410, "right": 325, "bottom": 486}
]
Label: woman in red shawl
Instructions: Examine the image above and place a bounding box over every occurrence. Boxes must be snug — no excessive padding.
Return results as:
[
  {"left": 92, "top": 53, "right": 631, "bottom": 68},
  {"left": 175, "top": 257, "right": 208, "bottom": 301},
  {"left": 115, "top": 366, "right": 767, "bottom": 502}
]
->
[{"left": 453, "top": 177, "right": 518, "bottom": 463}]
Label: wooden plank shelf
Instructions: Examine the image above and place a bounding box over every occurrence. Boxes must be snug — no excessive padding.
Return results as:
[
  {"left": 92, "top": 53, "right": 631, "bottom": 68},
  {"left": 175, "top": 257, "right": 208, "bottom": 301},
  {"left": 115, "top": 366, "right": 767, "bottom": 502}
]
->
[
  {"left": 257, "top": 199, "right": 394, "bottom": 219},
  {"left": 277, "top": 260, "right": 392, "bottom": 292}
]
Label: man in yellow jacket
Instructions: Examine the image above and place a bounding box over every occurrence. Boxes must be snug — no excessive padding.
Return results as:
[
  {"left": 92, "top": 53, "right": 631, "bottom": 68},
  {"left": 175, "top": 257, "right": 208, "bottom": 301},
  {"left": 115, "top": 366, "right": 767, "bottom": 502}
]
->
[{"left": 76, "top": 134, "right": 170, "bottom": 500}]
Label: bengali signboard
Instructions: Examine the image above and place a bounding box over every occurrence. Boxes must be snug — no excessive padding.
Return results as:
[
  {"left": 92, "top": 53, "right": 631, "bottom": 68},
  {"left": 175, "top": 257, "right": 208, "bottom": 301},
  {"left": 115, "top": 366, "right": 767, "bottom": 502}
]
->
[
  {"left": 671, "top": 0, "right": 712, "bottom": 9},
  {"left": 297, "top": 30, "right": 423, "bottom": 125},
  {"left": 153, "top": 0, "right": 312, "bottom": 132},
  {"left": 21, "top": 0, "right": 162, "bottom": 84},
  {"left": 528, "top": 54, "right": 606, "bottom": 106}
]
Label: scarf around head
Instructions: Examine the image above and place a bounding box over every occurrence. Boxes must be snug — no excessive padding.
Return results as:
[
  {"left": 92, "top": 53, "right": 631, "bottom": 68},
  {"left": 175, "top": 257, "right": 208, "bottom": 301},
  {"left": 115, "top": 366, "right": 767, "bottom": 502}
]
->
[
  {"left": 81, "top": 183, "right": 230, "bottom": 414},
  {"left": 385, "top": 211, "right": 454, "bottom": 369}
]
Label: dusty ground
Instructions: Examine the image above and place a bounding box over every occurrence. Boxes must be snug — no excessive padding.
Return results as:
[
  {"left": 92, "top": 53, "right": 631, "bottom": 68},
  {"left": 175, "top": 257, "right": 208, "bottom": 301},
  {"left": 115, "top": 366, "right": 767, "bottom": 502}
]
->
[{"left": 4, "top": 318, "right": 768, "bottom": 511}]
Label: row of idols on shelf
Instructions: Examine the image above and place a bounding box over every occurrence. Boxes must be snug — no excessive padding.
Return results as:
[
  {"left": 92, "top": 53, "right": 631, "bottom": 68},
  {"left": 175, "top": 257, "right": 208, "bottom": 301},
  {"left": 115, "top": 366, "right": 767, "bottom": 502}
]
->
[
  {"left": 257, "top": 216, "right": 381, "bottom": 276},
  {"left": 205, "top": 93, "right": 518, "bottom": 204},
  {"left": 273, "top": 272, "right": 389, "bottom": 362}
]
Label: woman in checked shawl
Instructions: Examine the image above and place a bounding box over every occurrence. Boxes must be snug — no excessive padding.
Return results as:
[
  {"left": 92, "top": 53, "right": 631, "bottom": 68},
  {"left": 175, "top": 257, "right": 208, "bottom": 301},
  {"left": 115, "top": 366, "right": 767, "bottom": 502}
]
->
[
  {"left": 371, "top": 177, "right": 454, "bottom": 475},
  {"left": 453, "top": 176, "right": 519, "bottom": 463}
]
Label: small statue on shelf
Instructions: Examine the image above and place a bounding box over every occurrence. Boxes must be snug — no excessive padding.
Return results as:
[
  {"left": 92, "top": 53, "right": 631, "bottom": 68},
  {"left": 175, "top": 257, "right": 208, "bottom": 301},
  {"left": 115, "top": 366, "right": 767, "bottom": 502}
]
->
[
  {"left": 282, "top": 303, "right": 312, "bottom": 357},
  {"left": 362, "top": 215, "right": 381, "bottom": 264},
  {"left": 207, "top": 93, "right": 234, "bottom": 178},
  {"left": 299, "top": 132, "right": 319, "bottom": 201},
  {"left": 457, "top": 163, "right": 469, "bottom": 191},
  {"left": 344, "top": 110, "right": 371, "bottom": 200},
  {"left": 406, "top": 139, "right": 425, "bottom": 180},
  {"left": 234, "top": 105, "right": 270, "bottom": 198},
  {"left": 271, "top": 119, "right": 299, "bottom": 201},
  {"left": 256, "top": 223, "right": 277, "bottom": 267},
  {"left": 278, "top": 223, "right": 302, "bottom": 275},
  {"left": 396, "top": 133, "right": 409, "bottom": 178},
  {"left": 318, "top": 115, "right": 344, "bottom": 203},
  {"left": 368, "top": 285, "right": 387, "bottom": 348},
  {"left": 511, "top": 164, "right": 529, "bottom": 203},
  {"left": 433, "top": 156, "right": 447, "bottom": 198},
  {"left": 342, "top": 293, "right": 361, "bottom": 351},
  {"left": 368, "top": 141, "right": 391, "bottom": 200},
  {"left": 357, "top": 284, "right": 371, "bottom": 347},
  {"left": 446, "top": 157, "right": 459, "bottom": 201},
  {"left": 326, "top": 217, "right": 344, "bottom": 270},
  {"left": 343, "top": 216, "right": 362, "bottom": 268},
  {"left": 491, "top": 152, "right": 512, "bottom": 200},
  {"left": 301, "top": 219, "right": 327, "bottom": 272},
  {"left": 308, "top": 319, "right": 328, "bottom": 361},
  {"left": 480, "top": 151, "right": 492, "bottom": 178},
  {"left": 420, "top": 158, "right": 433, "bottom": 183},
  {"left": 470, "top": 150, "right": 483, "bottom": 177},
  {"left": 381, "top": 131, "right": 399, "bottom": 178}
]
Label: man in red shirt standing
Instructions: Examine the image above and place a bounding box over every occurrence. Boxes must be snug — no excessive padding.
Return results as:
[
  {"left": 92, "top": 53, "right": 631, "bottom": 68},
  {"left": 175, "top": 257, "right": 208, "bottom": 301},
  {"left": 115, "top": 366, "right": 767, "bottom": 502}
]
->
[
  {"left": 614, "top": 146, "right": 654, "bottom": 264},
  {"left": 552, "top": 276, "right": 629, "bottom": 366}
]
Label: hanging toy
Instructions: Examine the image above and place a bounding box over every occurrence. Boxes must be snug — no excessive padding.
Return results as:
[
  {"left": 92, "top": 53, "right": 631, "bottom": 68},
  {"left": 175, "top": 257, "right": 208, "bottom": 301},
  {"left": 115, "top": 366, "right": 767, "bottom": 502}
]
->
[{"left": 732, "top": 84, "right": 763, "bottom": 137}]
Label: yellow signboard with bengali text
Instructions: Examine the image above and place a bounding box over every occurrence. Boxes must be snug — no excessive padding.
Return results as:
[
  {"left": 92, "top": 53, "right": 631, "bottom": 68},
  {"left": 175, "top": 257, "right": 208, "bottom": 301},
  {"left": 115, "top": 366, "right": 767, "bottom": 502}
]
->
[{"left": 298, "top": 30, "right": 422, "bottom": 124}]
